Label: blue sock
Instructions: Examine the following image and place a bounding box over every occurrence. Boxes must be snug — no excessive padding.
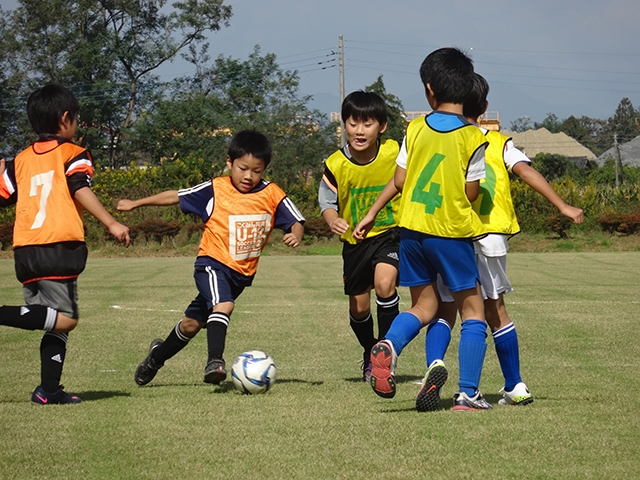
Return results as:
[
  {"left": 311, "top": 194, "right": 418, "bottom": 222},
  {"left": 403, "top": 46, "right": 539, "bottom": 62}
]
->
[
  {"left": 493, "top": 322, "right": 522, "bottom": 391},
  {"left": 384, "top": 312, "right": 423, "bottom": 356},
  {"left": 458, "top": 319, "right": 487, "bottom": 396},
  {"left": 425, "top": 318, "right": 451, "bottom": 367}
]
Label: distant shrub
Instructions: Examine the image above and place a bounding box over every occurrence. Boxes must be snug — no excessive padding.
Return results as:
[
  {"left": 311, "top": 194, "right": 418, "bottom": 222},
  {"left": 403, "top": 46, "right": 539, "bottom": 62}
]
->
[
  {"left": 0, "top": 223, "right": 12, "bottom": 250},
  {"left": 183, "top": 222, "right": 204, "bottom": 240},
  {"left": 596, "top": 213, "right": 640, "bottom": 234},
  {"left": 303, "top": 218, "right": 333, "bottom": 239},
  {"left": 129, "top": 218, "right": 182, "bottom": 243},
  {"left": 543, "top": 213, "right": 574, "bottom": 238}
]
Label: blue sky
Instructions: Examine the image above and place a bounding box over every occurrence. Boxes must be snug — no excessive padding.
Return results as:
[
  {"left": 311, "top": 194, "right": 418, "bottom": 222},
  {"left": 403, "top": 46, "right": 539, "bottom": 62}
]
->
[{"left": 3, "top": 0, "right": 639, "bottom": 130}]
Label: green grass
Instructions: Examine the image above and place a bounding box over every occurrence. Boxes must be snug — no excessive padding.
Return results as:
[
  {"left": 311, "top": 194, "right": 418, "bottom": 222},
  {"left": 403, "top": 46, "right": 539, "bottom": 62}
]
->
[{"left": 1, "top": 253, "right": 639, "bottom": 479}]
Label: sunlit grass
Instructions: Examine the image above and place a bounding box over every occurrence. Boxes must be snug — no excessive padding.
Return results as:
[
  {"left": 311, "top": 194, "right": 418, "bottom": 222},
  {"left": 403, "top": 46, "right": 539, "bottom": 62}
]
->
[{"left": 0, "top": 253, "right": 639, "bottom": 479}]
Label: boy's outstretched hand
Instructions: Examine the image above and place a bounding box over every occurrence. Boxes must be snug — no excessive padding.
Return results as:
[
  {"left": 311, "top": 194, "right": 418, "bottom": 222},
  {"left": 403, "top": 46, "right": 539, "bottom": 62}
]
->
[
  {"left": 282, "top": 222, "right": 304, "bottom": 248},
  {"left": 108, "top": 222, "right": 131, "bottom": 248},
  {"left": 116, "top": 199, "right": 136, "bottom": 212},
  {"left": 282, "top": 232, "right": 302, "bottom": 248},
  {"left": 352, "top": 213, "right": 376, "bottom": 242},
  {"left": 561, "top": 205, "right": 584, "bottom": 224}
]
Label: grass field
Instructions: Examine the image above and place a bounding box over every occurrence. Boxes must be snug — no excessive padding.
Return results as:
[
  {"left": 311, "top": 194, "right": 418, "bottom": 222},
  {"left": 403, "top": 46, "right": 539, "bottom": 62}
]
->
[{"left": 0, "top": 253, "right": 639, "bottom": 479}]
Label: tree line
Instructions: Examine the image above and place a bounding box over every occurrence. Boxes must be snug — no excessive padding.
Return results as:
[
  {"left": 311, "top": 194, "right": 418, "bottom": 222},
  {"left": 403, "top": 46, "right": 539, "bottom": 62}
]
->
[
  {"left": 1, "top": 0, "right": 639, "bottom": 244},
  {"left": 0, "top": 0, "right": 341, "bottom": 192}
]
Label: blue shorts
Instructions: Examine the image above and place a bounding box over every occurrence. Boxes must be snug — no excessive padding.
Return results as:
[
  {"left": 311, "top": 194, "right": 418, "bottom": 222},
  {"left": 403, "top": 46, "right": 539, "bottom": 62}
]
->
[
  {"left": 184, "top": 265, "right": 245, "bottom": 323},
  {"left": 399, "top": 229, "right": 480, "bottom": 292}
]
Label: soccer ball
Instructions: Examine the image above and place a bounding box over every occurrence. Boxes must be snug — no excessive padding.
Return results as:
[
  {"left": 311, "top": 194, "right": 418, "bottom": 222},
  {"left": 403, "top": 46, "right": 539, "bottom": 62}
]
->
[{"left": 231, "top": 350, "right": 277, "bottom": 394}]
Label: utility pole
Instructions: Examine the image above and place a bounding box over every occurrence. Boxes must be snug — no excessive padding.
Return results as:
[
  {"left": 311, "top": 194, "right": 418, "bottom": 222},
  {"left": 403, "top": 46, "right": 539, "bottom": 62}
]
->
[{"left": 338, "top": 35, "right": 346, "bottom": 146}]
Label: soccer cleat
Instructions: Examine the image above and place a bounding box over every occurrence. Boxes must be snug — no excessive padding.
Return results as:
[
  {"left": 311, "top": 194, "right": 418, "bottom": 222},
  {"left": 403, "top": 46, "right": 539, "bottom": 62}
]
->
[
  {"left": 369, "top": 340, "right": 397, "bottom": 398},
  {"left": 135, "top": 338, "right": 164, "bottom": 386},
  {"left": 204, "top": 358, "right": 227, "bottom": 384},
  {"left": 452, "top": 390, "right": 493, "bottom": 411},
  {"left": 415, "top": 360, "right": 448, "bottom": 412},
  {"left": 498, "top": 382, "right": 533, "bottom": 406},
  {"left": 361, "top": 353, "right": 373, "bottom": 383},
  {"left": 31, "top": 385, "right": 81, "bottom": 405}
]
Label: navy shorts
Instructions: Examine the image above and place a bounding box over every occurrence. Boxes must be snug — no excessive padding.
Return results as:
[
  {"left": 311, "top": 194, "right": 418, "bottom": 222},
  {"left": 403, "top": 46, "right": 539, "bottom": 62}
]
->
[
  {"left": 184, "top": 265, "right": 245, "bottom": 323},
  {"left": 342, "top": 228, "right": 399, "bottom": 296},
  {"left": 399, "top": 229, "right": 480, "bottom": 292}
]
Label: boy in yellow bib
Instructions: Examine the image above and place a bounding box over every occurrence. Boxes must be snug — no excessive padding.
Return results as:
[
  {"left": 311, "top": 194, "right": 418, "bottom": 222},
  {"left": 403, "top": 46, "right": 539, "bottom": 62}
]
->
[
  {"left": 355, "top": 48, "right": 492, "bottom": 410},
  {"left": 432, "top": 73, "right": 583, "bottom": 406},
  {"left": 319, "top": 91, "right": 401, "bottom": 381},
  {"left": 118, "top": 130, "right": 304, "bottom": 386}
]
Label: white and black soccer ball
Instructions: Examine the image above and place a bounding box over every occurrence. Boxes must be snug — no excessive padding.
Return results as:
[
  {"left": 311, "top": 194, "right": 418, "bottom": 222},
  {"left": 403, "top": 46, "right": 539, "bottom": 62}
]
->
[{"left": 231, "top": 350, "right": 277, "bottom": 394}]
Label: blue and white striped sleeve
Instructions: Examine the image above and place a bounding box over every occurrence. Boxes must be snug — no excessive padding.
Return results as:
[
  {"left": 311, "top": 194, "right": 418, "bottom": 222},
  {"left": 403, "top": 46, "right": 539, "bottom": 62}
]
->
[
  {"left": 178, "top": 180, "right": 214, "bottom": 222},
  {"left": 274, "top": 196, "right": 305, "bottom": 232}
]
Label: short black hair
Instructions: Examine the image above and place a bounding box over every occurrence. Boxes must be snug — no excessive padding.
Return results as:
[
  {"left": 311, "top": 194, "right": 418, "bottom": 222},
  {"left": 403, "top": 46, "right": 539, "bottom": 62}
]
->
[
  {"left": 341, "top": 90, "right": 387, "bottom": 125},
  {"left": 463, "top": 73, "right": 490, "bottom": 120},
  {"left": 419, "top": 47, "right": 475, "bottom": 104},
  {"left": 27, "top": 84, "right": 80, "bottom": 135},
  {"left": 228, "top": 130, "right": 272, "bottom": 168}
]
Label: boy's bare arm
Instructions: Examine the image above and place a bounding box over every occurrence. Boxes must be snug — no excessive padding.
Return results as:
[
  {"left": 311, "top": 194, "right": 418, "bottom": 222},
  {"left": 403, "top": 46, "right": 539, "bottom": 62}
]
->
[
  {"left": 353, "top": 173, "right": 402, "bottom": 241},
  {"left": 74, "top": 187, "right": 130, "bottom": 247},
  {"left": 321, "top": 208, "right": 349, "bottom": 236},
  {"left": 282, "top": 222, "right": 304, "bottom": 248},
  {"left": 465, "top": 180, "right": 480, "bottom": 203},
  {"left": 512, "top": 162, "right": 584, "bottom": 224},
  {"left": 117, "top": 190, "right": 180, "bottom": 211}
]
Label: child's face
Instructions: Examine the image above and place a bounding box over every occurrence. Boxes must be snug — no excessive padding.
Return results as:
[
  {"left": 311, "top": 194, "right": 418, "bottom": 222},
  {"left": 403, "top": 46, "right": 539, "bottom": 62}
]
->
[
  {"left": 344, "top": 116, "right": 387, "bottom": 154},
  {"left": 226, "top": 154, "right": 266, "bottom": 193}
]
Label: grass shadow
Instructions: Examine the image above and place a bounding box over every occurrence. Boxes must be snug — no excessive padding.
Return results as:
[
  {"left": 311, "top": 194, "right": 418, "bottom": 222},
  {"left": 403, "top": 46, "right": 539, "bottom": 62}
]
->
[
  {"left": 208, "top": 378, "right": 324, "bottom": 394},
  {"left": 76, "top": 390, "right": 132, "bottom": 401},
  {"left": 276, "top": 378, "right": 324, "bottom": 386}
]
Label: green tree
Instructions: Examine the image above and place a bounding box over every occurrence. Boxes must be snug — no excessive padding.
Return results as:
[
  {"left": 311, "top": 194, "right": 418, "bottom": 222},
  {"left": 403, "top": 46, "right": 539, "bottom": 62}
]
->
[
  {"left": 531, "top": 153, "right": 575, "bottom": 182},
  {"left": 560, "top": 115, "right": 606, "bottom": 155},
  {"left": 534, "top": 113, "right": 562, "bottom": 133},
  {"left": 605, "top": 97, "right": 638, "bottom": 145},
  {"left": 133, "top": 46, "right": 336, "bottom": 190},
  {"left": 510, "top": 116, "right": 532, "bottom": 132},
  {"left": 0, "top": 0, "right": 232, "bottom": 167},
  {"left": 364, "top": 75, "right": 406, "bottom": 143}
]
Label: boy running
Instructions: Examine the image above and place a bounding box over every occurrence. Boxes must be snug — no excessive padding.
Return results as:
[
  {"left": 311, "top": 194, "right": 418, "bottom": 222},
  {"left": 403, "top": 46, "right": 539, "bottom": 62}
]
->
[
  {"left": 429, "top": 73, "right": 584, "bottom": 407},
  {"left": 354, "top": 48, "right": 493, "bottom": 410},
  {"left": 0, "top": 84, "right": 130, "bottom": 404},
  {"left": 319, "top": 91, "right": 401, "bottom": 381},
  {"left": 118, "top": 130, "right": 304, "bottom": 386}
]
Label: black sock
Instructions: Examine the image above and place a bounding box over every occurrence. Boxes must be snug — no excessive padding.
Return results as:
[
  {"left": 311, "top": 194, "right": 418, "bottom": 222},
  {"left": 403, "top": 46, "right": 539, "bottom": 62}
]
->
[
  {"left": 40, "top": 332, "right": 67, "bottom": 393},
  {"left": 0, "top": 305, "right": 57, "bottom": 331},
  {"left": 152, "top": 322, "right": 191, "bottom": 367},
  {"left": 206, "top": 312, "right": 229, "bottom": 361},
  {"left": 376, "top": 292, "right": 400, "bottom": 339},
  {"left": 350, "top": 312, "right": 376, "bottom": 355}
]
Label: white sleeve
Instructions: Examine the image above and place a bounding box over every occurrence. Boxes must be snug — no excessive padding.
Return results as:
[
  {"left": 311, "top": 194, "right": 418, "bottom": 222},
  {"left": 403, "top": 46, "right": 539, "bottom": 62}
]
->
[
  {"left": 466, "top": 144, "right": 486, "bottom": 182},
  {"left": 503, "top": 140, "right": 531, "bottom": 172},
  {"left": 396, "top": 136, "right": 408, "bottom": 169}
]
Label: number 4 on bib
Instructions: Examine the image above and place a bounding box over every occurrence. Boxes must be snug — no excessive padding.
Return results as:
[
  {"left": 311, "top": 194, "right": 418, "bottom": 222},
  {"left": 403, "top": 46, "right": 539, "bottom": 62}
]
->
[{"left": 411, "top": 153, "right": 444, "bottom": 214}]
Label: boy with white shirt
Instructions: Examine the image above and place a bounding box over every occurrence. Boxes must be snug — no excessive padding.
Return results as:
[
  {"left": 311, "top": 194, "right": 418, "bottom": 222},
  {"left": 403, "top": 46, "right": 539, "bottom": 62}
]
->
[{"left": 425, "top": 73, "right": 584, "bottom": 408}]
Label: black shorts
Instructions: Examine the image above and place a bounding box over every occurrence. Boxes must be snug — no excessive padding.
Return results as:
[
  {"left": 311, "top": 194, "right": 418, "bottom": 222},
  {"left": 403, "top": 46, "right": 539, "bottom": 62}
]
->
[{"left": 342, "top": 228, "right": 399, "bottom": 296}]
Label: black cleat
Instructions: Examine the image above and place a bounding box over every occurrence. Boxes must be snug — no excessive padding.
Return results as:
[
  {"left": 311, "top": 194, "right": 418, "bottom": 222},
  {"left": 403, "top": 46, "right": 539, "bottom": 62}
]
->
[
  {"left": 203, "top": 358, "right": 227, "bottom": 384},
  {"left": 135, "top": 338, "right": 164, "bottom": 386}
]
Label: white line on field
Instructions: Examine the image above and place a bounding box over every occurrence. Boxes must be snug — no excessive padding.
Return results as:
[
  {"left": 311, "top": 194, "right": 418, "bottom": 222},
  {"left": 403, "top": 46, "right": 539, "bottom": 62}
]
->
[{"left": 111, "top": 305, "right": 183, "bottom": 312}]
